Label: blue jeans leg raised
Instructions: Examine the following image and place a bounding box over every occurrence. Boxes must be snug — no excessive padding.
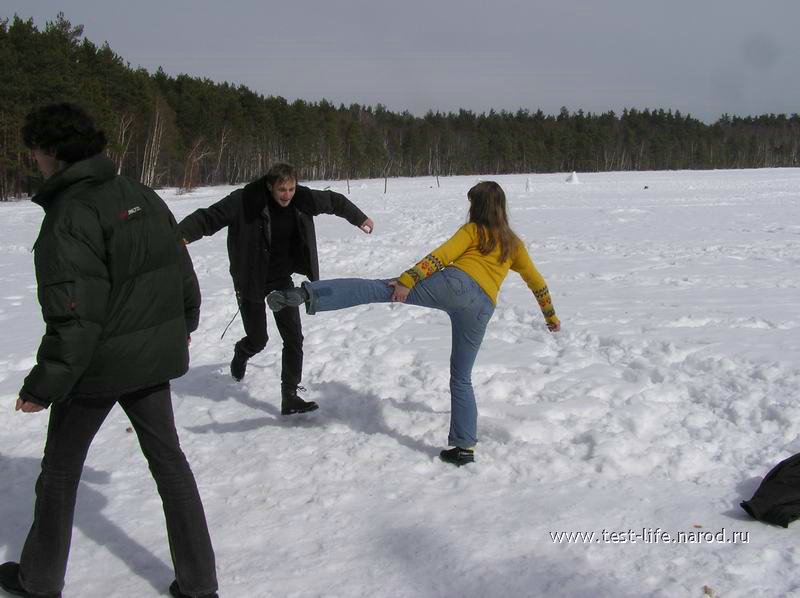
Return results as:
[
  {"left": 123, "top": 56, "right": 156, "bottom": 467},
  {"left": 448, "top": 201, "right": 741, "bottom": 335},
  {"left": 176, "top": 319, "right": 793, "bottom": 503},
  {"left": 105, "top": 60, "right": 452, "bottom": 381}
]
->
[{"left": 305, "top": 268, "right": 494, "bottom": 447}]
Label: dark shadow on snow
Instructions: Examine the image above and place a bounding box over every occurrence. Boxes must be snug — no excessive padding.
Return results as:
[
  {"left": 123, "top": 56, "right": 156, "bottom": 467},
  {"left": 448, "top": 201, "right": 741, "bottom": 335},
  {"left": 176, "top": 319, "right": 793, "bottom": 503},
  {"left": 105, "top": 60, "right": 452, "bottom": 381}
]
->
[
  {"left": 0, "top": 452, "right": 173, "bottom": 593},
  {"left": 175, "top": 363, "right": 438, "bottom": 457},
  {"left": 375, "top": 517, "right": 642, "bottom": 598},
  {"left": 173, "top": 363, "right": 283, "bottom": 418}
]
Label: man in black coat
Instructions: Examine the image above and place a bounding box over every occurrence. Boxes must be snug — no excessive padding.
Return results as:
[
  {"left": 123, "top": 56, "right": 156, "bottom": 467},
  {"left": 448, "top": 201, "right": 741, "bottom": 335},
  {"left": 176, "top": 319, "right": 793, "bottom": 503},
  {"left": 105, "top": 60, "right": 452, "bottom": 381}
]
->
[
  {"left": 0, "top": 104, "right": 217, "bottom": 598},
  {"left": 178, "top": 163, "right": 374, "bottom": 415}
]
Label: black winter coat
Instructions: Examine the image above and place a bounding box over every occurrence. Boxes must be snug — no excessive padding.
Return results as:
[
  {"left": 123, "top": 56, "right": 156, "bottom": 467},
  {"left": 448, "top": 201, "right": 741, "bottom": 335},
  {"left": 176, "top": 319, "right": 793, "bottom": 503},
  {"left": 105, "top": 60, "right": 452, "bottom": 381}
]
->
[
  {"left": 178, "top": 177, "right": 368, "bottom": 302},
  {"left": 20, "top": 155, "right": 201, "bottom": 407}
]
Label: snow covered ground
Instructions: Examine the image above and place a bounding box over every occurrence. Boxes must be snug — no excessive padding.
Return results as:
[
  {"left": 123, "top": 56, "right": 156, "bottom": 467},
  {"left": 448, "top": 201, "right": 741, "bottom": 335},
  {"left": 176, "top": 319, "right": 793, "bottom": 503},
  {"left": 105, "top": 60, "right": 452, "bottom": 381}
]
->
[{"left": 1, "top": 168, "right": 800, "bottom": 597}]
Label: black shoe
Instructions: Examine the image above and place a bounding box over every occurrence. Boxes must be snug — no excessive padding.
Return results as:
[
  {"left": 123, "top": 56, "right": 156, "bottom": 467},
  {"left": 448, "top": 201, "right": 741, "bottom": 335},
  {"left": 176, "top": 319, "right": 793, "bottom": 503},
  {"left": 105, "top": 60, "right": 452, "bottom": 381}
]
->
[
  {"left": 281, "top": 386, "right": 319, "bottom": 415},
  {"left": 230, "top": 350, "right": 248, "bottom": 381},
  {"left": 439, "top": 447, "right": 475, "bottom": 466},
  {"left": 168, "top": 580, "right": 218, "bottom": 598},
  {"left": 267, "top": 287, "right": 309, "bottom": 312},
  {"left": 0, "top": 563, "right": 61, "bottom": 598}
]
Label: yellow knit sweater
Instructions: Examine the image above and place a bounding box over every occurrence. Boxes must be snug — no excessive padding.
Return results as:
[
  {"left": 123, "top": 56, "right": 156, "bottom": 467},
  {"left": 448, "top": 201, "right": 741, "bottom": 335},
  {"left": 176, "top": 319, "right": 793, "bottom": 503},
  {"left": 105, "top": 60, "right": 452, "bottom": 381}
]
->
[{"left": 397, "top": 223, "right": 558, "bottom": 324}]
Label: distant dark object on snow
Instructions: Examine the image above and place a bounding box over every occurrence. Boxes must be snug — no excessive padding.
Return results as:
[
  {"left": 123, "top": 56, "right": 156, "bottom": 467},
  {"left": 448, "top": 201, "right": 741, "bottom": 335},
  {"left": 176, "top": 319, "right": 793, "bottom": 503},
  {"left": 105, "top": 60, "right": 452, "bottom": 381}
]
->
[{"left": 644, "top": 185, "right": 649, "bottom": 190}]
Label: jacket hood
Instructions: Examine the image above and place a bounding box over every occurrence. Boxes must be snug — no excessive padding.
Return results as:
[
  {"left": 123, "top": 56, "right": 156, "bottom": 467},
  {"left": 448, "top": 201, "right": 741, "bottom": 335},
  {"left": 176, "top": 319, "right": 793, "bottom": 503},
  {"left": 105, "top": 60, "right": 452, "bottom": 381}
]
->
[{"left": 32, "top": 155, "right": 117, "bottom": 210}]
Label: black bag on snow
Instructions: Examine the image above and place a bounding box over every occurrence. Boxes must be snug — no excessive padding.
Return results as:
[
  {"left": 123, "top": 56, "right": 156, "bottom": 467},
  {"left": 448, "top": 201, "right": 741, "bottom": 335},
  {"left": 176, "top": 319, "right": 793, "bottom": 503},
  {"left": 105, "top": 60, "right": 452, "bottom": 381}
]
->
[{"left": 741, "top": 453, "right": 800, "bottom": 528}]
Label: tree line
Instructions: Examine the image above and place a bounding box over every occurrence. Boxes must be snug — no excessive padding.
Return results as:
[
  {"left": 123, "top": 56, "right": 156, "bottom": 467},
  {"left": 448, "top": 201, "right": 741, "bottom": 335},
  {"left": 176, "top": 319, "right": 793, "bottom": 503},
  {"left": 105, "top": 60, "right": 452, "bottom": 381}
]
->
[{"left": 3, "top": 13, "right": 800, "bottom": 200}]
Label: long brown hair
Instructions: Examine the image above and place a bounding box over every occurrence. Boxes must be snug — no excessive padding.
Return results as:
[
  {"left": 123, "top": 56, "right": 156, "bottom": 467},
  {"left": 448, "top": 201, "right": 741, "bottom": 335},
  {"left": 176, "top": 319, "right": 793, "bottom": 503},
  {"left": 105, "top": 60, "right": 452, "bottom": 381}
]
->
[{"left": 467, "top": 181, "right": 519, "bottom": 262}]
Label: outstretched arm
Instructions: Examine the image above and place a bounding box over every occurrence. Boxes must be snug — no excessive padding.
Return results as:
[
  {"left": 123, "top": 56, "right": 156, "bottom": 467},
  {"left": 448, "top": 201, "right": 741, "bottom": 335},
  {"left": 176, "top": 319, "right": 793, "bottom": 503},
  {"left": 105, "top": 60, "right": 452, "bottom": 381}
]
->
[
  {"left": 178, "top": 190, "right": 240, "bottom": 243},
  {"left": 511, "top": 244, "right": 560, "bottom": 332},
  {"left": 308, "top": 188, "right": 372, "bottom": 233}
]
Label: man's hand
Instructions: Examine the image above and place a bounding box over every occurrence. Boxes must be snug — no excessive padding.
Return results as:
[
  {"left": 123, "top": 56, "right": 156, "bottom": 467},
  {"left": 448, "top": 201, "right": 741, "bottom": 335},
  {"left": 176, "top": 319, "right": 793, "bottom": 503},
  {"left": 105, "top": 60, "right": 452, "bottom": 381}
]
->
[
  {"left": 359, "top": 218, "right": 374, "bottom": 234},
  {"left": 15, "top": 398, "right": 45, "bottom": 413},
  {"left": 388, "top": 279, "right": 410, "bottom": 303}
]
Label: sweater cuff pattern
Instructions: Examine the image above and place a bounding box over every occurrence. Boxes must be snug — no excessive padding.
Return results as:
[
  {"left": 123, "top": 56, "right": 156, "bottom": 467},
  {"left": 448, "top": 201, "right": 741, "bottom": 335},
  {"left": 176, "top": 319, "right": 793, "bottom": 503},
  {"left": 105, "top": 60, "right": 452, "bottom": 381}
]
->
[
  {"left": 403, "top": 254, "right": 444, "bottom": 285},
  {"left": 534, "top": 285, "right": 557, "bottom": 321}
]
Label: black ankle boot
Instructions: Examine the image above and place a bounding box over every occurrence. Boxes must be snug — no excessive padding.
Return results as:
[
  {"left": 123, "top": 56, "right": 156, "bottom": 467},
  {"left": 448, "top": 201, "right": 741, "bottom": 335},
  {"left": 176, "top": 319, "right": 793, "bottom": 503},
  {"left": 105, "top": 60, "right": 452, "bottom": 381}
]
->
[
  {"left": 230, "top": 349, "right": 248, "bottom": 381},
  {"left": 281, "top": 386, "right": 318, "bottom": 415},
  {"left": 169, "top": 580, "right": 218, "bottom": 598},
  {"left": 0, "top": 562, "right": 61, "bottom": 598},
  {"left": 439, "top": 446, "right": 475, "bottom": 466}
]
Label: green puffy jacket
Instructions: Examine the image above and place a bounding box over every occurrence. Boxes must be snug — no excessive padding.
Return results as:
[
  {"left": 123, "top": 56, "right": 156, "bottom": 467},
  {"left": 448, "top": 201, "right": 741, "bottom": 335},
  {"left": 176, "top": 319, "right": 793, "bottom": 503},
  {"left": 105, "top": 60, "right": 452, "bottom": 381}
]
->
[{"left": 19, "top": 155, "right": 201, "bottom": 407}]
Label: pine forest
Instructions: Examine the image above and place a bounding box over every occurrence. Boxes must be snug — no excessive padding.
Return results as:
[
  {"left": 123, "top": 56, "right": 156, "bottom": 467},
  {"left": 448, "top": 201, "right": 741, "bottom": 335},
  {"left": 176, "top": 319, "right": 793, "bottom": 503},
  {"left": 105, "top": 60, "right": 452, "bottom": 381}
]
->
[{"left": 2, "top": 14, "right": 800, "bottom": 199}]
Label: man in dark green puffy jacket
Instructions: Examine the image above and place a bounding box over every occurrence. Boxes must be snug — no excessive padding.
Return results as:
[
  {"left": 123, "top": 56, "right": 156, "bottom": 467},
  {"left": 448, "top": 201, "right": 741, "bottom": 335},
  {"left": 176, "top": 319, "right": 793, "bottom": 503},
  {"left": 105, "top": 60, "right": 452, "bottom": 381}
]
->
[{"left": 0, "top": 104, "right": 218, "bottom": 598}]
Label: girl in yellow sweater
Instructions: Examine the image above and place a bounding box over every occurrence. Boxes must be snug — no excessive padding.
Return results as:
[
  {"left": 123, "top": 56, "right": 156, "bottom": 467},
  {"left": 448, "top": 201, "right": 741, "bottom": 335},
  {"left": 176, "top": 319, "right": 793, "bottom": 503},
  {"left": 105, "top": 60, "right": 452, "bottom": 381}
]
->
[{"left": 268, "top": 181, "right": 559, "bottom": 466}]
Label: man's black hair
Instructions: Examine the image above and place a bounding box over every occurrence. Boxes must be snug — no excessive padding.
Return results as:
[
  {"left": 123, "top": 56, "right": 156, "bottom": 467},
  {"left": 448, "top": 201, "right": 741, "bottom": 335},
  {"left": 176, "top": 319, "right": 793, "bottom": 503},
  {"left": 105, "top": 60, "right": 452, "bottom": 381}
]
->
[{"left": 22, "top": 103, "right": 107, "bottom": 163}]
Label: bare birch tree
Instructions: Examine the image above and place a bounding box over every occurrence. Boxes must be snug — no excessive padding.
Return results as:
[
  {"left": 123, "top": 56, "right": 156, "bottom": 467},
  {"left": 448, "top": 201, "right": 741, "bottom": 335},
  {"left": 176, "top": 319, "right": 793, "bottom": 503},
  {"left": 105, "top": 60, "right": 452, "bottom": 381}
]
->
[
  {"left": 180, "top": 138, "right": 213, "bottom": 193},
  {"left": 211, "top": 125, "right": 231, "bottom": 184},
  {"left": 109, "top": 113, "right": 134, "bottom": 175},
  {"left": 141, "top": 100, "right": 166, "bottom": 187}
]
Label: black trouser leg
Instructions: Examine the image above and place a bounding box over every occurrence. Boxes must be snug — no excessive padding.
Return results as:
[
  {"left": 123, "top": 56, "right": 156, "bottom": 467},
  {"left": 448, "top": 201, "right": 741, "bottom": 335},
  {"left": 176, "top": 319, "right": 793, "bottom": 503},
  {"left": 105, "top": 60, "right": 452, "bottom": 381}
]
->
[
  {"left": 274, "top": 304, "right": 303, "bottom": 393},
  {"left": 119, "top": 383, "right": 217, "bottom": 596},
  {"left": 235, "top": 299, "right": 268, "bottom": 358},
  {"left": 19, "top": 398, "right": 115, "bottom": 595},
  {"left": 265, "top": 278, "right": 303, "bottom": 393},
  {"left": 236, "top": 279, "right": 304, "bottom": 392}
]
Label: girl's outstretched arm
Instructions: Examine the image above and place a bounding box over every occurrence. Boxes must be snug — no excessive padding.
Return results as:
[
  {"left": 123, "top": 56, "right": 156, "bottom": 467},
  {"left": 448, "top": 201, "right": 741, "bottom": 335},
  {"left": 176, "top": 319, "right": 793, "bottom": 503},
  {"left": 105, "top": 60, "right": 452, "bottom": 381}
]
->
[{"left": 512, "top": 243, "right": 560, "bottom": 332}]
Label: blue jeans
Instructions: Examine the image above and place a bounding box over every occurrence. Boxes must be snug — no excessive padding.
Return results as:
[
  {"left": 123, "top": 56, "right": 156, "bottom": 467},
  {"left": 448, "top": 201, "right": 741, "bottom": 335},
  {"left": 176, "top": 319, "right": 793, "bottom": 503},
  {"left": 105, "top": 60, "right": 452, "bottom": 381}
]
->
[{"left": 305, "top": 267, "right": 495, "bottom": 447}]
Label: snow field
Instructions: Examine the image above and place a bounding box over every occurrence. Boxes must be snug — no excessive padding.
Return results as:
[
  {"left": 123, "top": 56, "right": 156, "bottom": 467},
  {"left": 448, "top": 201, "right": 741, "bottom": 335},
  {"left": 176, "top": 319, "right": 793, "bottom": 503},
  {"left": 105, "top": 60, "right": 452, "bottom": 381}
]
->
[{"left": 1, "top": 169, "right": 800, "bottom": 596}]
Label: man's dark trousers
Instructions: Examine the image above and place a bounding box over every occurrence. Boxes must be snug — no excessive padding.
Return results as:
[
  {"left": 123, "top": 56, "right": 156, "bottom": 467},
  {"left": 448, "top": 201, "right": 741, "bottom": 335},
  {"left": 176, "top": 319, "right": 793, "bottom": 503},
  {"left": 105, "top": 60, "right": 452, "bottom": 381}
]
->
[
  {"left": 235, "top": 276, "right": 303, "bottom": 393},
  {"left": 18, "top": 383, "right": 217, "bottom": 596}
]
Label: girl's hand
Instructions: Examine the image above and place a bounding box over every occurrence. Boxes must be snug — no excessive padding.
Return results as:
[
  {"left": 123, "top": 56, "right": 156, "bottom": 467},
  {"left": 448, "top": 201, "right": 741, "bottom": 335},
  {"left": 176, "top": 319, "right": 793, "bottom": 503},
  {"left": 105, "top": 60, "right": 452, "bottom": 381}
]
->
[{"left": 388, "top": 280, "right": 411, "bottom": 303}]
